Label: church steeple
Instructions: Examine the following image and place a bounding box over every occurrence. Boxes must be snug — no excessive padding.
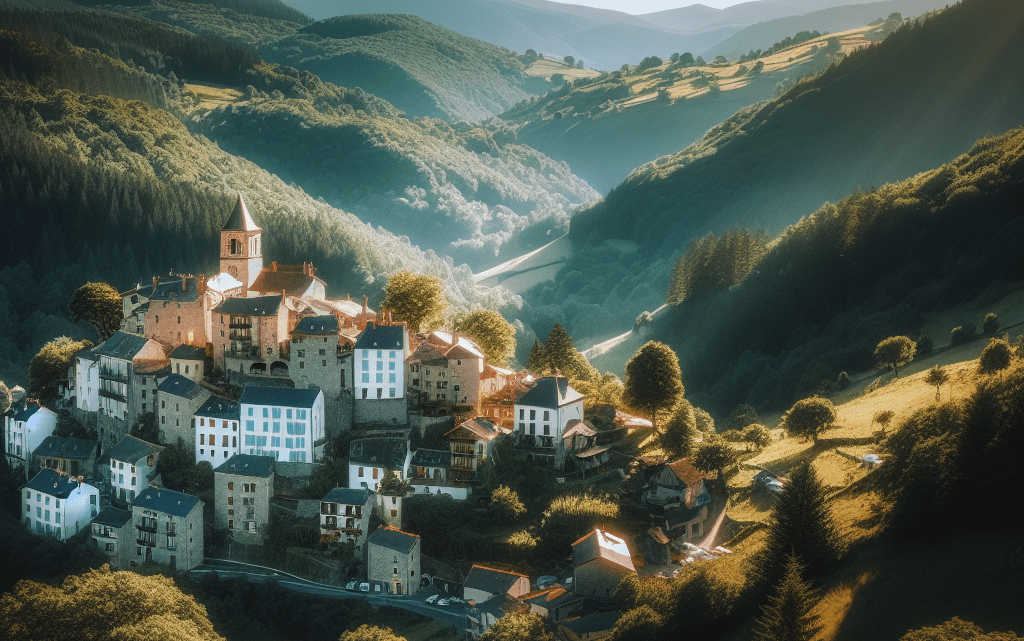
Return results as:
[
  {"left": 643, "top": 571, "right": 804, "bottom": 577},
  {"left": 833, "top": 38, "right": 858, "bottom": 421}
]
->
[{"left": 220, "top": 193, "right": 263, "bottom": 291}]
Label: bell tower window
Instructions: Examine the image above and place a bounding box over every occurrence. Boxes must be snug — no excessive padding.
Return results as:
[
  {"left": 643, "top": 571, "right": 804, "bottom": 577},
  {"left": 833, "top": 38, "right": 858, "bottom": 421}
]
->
[{"left": 230, "top": 238, "right": 239, "bottom": 255}]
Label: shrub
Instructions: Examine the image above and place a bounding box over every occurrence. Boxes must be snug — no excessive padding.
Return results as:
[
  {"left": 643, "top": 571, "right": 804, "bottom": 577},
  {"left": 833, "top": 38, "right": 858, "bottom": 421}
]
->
[
  {"left": 490, "top": 485, "right": 526, "bottom": 524},
  {"left": 916, "top": 334, "right": 933, "bottom": 356},
  {"left": 978, "top": 338, "right": 1012, "bottom": 375},
  {"left": 950, "top": 324, "right": 976, "bottom": 346},
  {"left": 781, "top": 397, "right": 837, "bottom": 442},
  {"left": 744, "top": 424, "right": 773, "bottom": 450},
  {"left": 836, "top": 371, "right": 851, "bottom": 390},
  {"left": 982, "top": 313, "right": 1000, "bottom": 334}
]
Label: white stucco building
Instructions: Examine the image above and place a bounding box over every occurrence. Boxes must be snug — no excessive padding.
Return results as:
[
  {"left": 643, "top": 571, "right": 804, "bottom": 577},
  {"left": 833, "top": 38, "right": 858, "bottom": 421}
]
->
[
  {"left": 4, "top": 399, "right": 59, "bottom": 475},
  {"left": 239, "top": 386, "right": 324, "bottom": 463},
  {"left": 106, "top": 435, "right": 163, "bottom": 506},
  {"left": 21, "top": 468, "right": 100, "bottom": 540},
  {"left": 513, "top": 376, "right": 585, "bottom": 468},
  {"left": 194, "top": 395, "right": 241, "bottom": 467}
]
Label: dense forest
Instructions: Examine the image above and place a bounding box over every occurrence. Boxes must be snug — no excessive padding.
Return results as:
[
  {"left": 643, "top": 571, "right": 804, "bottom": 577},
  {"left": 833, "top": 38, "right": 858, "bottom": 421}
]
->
[
  {"left": 594, "top": 125, "right": 1024, "bottom": 415},
  {"left": 555, "top": 0, "right": 1024, "bottom": 344}
]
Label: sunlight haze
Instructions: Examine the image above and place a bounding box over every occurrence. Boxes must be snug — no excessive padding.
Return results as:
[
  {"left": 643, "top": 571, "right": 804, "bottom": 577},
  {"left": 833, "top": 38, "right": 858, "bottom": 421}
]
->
[{"left": 560, "top": 0, "right": 743, "bottom": 12}]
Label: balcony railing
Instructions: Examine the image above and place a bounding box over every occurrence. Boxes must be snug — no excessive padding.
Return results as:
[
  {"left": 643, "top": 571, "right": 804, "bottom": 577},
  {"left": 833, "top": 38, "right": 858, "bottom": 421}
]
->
[
  {"left": 136, "top": 538, "right": 156, "bottom": 547},
  {"left": 99, "top": 389, "right": 128, "bottom": 402},
  {"left": 136, "top": 521, "right": 157, "bottom": 533}
]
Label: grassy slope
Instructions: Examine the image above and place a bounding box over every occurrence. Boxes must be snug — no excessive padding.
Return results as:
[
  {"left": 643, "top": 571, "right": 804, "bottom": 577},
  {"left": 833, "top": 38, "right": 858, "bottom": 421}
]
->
[
  {"left": 719, "top": 348, "right": 1024, "bottom": 639},
  {"left": 503, "top": 23, "right": 885, "bottom": 191},
  {"left": 562, "top": 0, "right": 1024, "bottom": 324}
]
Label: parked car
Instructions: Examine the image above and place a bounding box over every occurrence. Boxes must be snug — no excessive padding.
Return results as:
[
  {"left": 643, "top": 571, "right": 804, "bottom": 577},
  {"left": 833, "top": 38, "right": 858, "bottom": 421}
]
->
[
  {"left": 437, "top": 599, "right": 450, "bottom": 606},
  {"left": 359, "top": 583, "right": 370, "bottom": 592},
  {"left": 345, "top": 581, "right": 358, "bottom": 591},
  {"left": 425, "top": 594, "right": 439, "bottom": 604}
]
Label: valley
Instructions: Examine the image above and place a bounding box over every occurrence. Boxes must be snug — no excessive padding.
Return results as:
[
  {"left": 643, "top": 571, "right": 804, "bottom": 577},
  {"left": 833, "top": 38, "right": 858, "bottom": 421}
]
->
[{"left": 0, "top": 0, "right": 1022, "bottom": 640}]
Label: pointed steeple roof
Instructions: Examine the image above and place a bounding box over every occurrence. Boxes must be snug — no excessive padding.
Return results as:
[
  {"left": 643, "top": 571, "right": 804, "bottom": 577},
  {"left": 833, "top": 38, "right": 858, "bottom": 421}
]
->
[{"left": 222, "top": 193, "right": 260, "bottom": 232}]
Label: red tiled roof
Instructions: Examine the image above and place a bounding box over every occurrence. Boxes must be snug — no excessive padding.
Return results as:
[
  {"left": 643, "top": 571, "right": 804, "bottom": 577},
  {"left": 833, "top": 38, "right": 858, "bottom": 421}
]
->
[{"left": 667, "top": 458, "right": 705, "bottom": 486}]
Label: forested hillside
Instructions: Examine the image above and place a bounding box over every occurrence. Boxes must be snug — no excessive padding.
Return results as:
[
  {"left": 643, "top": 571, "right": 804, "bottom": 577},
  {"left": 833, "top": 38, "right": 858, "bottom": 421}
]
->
[
  {"left": 547, "top": 0, "right": 1024, "bottom": 344},
  {"left": 594, "top": 125, "right": 1024, "bottom": 416},
  {"left": 90, "top": 1, "right": 547, "bottom": 122},
  {"left": 0, "top": 28, "right": 517, "bottom": 385}
]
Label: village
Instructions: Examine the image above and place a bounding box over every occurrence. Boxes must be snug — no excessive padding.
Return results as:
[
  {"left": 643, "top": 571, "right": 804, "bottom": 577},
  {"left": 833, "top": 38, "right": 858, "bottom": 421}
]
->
[{"left": 2, "top": 195, "right": 737, "bottom": 641}]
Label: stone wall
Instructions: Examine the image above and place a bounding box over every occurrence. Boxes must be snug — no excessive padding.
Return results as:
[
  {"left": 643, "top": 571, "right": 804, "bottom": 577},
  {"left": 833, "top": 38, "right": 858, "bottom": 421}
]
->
[{"left": 354, "top": 398, "right": 408, "bottom": 429}]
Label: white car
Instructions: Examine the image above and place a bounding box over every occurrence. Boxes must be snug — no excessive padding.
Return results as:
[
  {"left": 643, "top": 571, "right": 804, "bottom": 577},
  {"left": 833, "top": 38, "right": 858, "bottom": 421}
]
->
[
  {"left": 425, "top": 594, "right": 439, "bottom": 603},
  {"left": 359, "top": 583, "right": 370, "bottom": 592},
  {"left": 345, "top": 581, "right": 358, "bottom": 591},
  {"left": 437, "top": 599, "right": 450, "bottom": 606}
]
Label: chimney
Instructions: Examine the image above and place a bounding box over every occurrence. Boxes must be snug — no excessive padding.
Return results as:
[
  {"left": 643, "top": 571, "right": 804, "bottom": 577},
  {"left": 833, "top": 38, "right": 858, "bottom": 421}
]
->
[
  {"left": 347, "top": 293, "right": 351, "bottom": 302},
  {"left": 199, "top": 274, "right": 206, "bottom": 295},
  {"left": 303, "top": 262, "right": 308, "bottom": 275},
  {"left": 386, "top": 310, "right": 393, "bottom": 325},
  {"left": 272, "top": 261, "right": 278, "bottom": 272}
]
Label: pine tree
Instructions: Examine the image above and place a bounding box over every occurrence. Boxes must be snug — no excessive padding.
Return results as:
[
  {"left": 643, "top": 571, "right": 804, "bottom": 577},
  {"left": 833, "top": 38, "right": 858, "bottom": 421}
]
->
[
  {"left": 660, "top": 400, "right": 696, "bottom": 458},
  {"left": 753, "top": 555, "right": 821, "bottom": 641},
  {"left": 527, "top": 339, "right": 547, "bottom": 374},
  {"left": 748, "top": 461, "right": 843, "bottom": 586}
]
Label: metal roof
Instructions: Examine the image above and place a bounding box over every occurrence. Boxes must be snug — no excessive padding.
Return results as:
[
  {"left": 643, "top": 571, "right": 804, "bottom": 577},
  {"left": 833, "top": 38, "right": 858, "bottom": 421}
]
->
[
  {"left": 6, "top": 399, "right": 42, "bottom": 422},
  {"left": 221, "top": 193, "right": 260, "bottom": 232},
  {"left": 571, "top": 529, "right": 634, "bottom": 572},
  {"left": 92, "top": 506, "right": 133, "bottom": 528},
  {"left": 464, "top": 565, "right": 527, "bottom": 596},
  {"left": 21, "top": 469, "right": 93, "bottom": 498},
  {"left": 214, "top": 454, "right": 275, "bottom": 478},
  {"left": 291, "top": 315, "right": 339, "bottom": 336},
  {"left": 355, "top": 324, "right": 405, "bottom": 350},
  {"left": 196, "top": 395, "right": 239, "bottom": 421},
  {"left": 349, "top": 438, "right": 407, "bottom": 468},
  {"left": 92, "top": 331, "right": 152, "bottom": 360},
  {"left": 516, "top": 376, "right": 584, "bottom": 409},
  {"left": 321, "top": 487, "right": 374, "bottom": 505},
  {"left": 239, "top": 385, "right": 322, "bottom": 408},
  {"left": 410, "top": 449, "right": 450, "bottom": 468},
  {"left": 105, "top": 435, "right": 163, "bottom": 465},
  {"left": 213, "top": 295, "right": 282, "bottom": 317},
  {"left": 169, "top": 345, "right": 206, "bottom": 360},
  {"left": 134, "top": 487, "right": 202, "bottom": 518},
  {"left": 33, "top": 436, "right": 96, "bottom": 461},
  {"left": 368, "top": 526, "right": 419, "bottom": 553},
  {"left": 157, "top": 374, "right": 203, "bottom": 400}
]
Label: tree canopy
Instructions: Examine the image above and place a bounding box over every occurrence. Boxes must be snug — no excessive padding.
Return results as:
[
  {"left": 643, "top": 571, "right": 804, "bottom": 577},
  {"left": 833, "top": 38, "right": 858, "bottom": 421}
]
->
[
  {"left": 979, "top": 338, "right": 1012, "bottom": 375},
  {"left": 693, "top": 439, "right": 736, "bottom": 477},
  {"left": 747, "top": 461, "right": 843, "bottom": 586},
  {"left": 0, "top": 566, "right": 223, "bottom": 641},
  {"left": 541, "top": 323, "right": 594, "bottom": 381},
  {"left": 752, "top": 555, "right": 821, "bottom": 641},
  {"left": 874, "top": 335, "right": 916, "bottom": 378},
  {"left": 380, "top": 271, "right": 447, "bottom": 333},
  {"left": 28, "top": 336, "right": 93, "bottom": 400},
  {"left": 782, "top": 397, "right": 837, "bottom": 442},
  {"left": 924, "top": 365, "right": 949, "bottom": 400},
  {"left": 339, "top": 625, "right": 406, "bottom": 641},
  {"left": 456, "top": 310, "right": 516, "bottom": 366},
  {"left": 489, "top": 485, "right": 526, "bottom": 524},
  {"left": 68, "top": 282, "right": 123, "bottom": 342},
  {"left": 622, "top": 341, "right": 684, "bottom": 429},
  {"left": 660, "top": 400, "right": 697, "bottom": 458},
  {"left": 478, "top": 611, "right": 554, "bottom": 641}
]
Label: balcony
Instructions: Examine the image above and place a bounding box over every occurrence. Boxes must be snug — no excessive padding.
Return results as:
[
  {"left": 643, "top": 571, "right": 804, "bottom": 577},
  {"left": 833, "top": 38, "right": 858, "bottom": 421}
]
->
[
  {"left": 135, "top": 521, "right": 157, "bottom": 533},
  {"left": 228, "top": 321, "right": 251, "bottom": 329},
  {"left": 136, "top": 537, "right": 156, "bottom": 547},
  {"left": 99, "top": 389, "right": 128, "bottom": 402},
  {"left": 99, "top": 370, "right": 129, "bottom": 383}
]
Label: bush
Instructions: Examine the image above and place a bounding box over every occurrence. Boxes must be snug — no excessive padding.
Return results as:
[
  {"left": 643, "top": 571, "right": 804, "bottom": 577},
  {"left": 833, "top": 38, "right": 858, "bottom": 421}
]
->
[
  {"left": 490, "top": 485, "right": 526, "bottom": 524},
  {"left": 982, "top": 313, "right": 1000, "bottom": 334},
  {"left": 978, "top": 338, "right": 1012, "bottom": 374},
  {"left": 916, "top": 335, "right": 933, "bottom": 356},
  {"left": 950, "top": 324, "right": 976, "bottom": 346},
  {"left": 836, "top": 371, "right": 851, "bottom": 390}
]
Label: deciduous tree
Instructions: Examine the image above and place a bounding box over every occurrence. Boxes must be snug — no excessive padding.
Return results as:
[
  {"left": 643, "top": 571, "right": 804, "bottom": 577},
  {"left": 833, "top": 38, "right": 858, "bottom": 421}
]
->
[
  {"left": 68, "top": 282, "right": 123, "bottom": 342},
  {"left": 782, "top": 397, "right": 837, "bottom": 443},
  {"left": 456, "top": 310, "right": 516, "bottom": 366},
  {"left": 744, "top": 424, "right": 772, "bottom": 451},
  {"left": 874, "top": 335, "right": 916, "bottom": 378},
  {"left": 0, "top": 381, "right": 10, "bottom": 416},
  {"left": 490, "top": 485, "right": 526, "bottom": 524},
  {"left": 747, "top": 461, "right": 843, "bottom": 586},
  {"left": 982, "top": 313, "right": 1000, "bottom": 335},
  {"left": 28, "top": 336, "right": 93, "bottom": 400},
  {"left": 979, "top": 338, "right": 1012, "bottom": 375},
  {"left": 752, "top": 555, "right": 821, "bottom": 641},
  {"left": 924, "top": 365, "right": 949, "bottom": 401},
  {"left": 693, "top": 438, "right": 737, "bottom": 478},
  {"left": 873, "top": 409, "right": 895, "bottom": 434},
  {"left": 622, "top": 341, "right": 684, "bottom": 429},
  {"left": 660, "top": 400, "right": 696, "bottom": 458},
  {"left": 479, "top": 611, "right": 554, "bottom": 641},
  {"left": 0, "top": 566, "right": 224, "bottom": 641},
  {"left": 381, "top": 271, "right": 446, "bottom": 333},
  {"left": 609, "top": 605, "right": 665, "bottom": 641},
  {"left": 339, "top": 625, "right": 406, "bottom": 641}
]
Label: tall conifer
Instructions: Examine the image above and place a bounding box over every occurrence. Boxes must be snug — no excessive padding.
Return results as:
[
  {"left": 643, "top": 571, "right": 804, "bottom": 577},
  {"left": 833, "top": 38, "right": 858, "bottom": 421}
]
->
[{"left": 753, "top": 555, "right": 821, "bottom": 641}]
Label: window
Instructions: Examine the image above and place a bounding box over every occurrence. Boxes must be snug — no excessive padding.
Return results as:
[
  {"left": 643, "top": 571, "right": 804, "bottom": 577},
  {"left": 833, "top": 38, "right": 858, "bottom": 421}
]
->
[
  {"left": 248, "top": 407, "right": 254, "bottom": 417},
  {"left": 228, "top": 482, "right": 234, "bottom": 490},
  {"left": 199, "top": 434, "right": 205, "bottom": 445},
  {"left": 373, "top": 468, "right": 379, "bottom": 480},
  {"left": 361, "top": 373, "right": 369, "bottom": 383},
  {"left": 245, "top": 421, "right": 254, "bottom": 432},
  {"left": 530, "top": 409, "right": 536, "bottom": 420},
  {"left": 222, "top": 435, "right": 228, "bottom": 447},
  {"left": 244, "top": 435, "right": 255, "bottom": 446},
  {"left": 519, "top": 409, "right": 524, "bottom": 419},
  {"left": 543, "top": 410, "right": 549, "bottom": 421},
  {"left": 271, "top": 436, "right": 280, "bottom": 447},
  {"left": 271, "top": 408, "right": 281, "bottom": 419},
  {"left": 389, "top": 388, "right": 396, "bottom": 398},
  {"left": 228, "top": 497, "right": 233, "bottom": 505},
  {"left": 389, "top": 361, "right": 395, "bottom": 371},
  {"left": 358, "top": 467, "right": 364, "bottom": 477}
]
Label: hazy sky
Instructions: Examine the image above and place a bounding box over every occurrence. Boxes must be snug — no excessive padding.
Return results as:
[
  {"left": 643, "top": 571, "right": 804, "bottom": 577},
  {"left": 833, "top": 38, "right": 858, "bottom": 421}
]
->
[{"left": 560, "top": 0, "right": 743, "bottom": 13}]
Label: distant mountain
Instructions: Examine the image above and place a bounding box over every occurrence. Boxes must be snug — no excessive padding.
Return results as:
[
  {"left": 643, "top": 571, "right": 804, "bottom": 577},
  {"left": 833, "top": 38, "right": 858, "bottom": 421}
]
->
[
  {"left": 702, "top": 0, "right": 945, "bottom": 58},
  {"left": 528, "top": 0, "right": 1024, "bottom": 346},
  {"left": 501, "top": 24, "right": 882, "bottom": 191},
  {"left": 282, "top": 0, "right": 712, "bottom": 71}
]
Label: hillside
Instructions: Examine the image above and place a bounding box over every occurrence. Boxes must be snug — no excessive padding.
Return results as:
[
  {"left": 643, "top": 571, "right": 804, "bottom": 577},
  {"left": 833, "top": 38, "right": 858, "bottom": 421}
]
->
[
  {"left": 501, "top": 22, "right": 888, "bottom": 191},
  {"left": 589, "top": 123, "right": 1024, "bottom": 418},
  {"left": 75, "top": 1, "right": 546, "bottom": 122},
  {"left": 282, "top": 0, "right": 713, "bottom": 72},
  {"left": 702, "top": 0, "right": 945, "bottom": 59},
  {"left": 0, "top": 28, "right": 518, "bottom": 384},
  {"left": 261, "top": 14, "right": 549, "bottom": 121},
  {"left": 545, "top": 0, "right": 1024, "bottom": 345},
  {"left": 0, "top": 5, "right": 598, "bottom": 270}
]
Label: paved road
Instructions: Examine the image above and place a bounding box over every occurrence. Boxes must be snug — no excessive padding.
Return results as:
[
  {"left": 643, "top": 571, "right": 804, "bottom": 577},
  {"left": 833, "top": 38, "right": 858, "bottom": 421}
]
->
[{"left": 192, "top": 559, "right": 466, "bottom": 628}]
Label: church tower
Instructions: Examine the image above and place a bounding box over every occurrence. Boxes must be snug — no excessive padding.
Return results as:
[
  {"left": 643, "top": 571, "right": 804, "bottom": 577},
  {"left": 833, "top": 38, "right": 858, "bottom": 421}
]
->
[{"left": 220, "top": 193, "right": 263, "bottom": 290}]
